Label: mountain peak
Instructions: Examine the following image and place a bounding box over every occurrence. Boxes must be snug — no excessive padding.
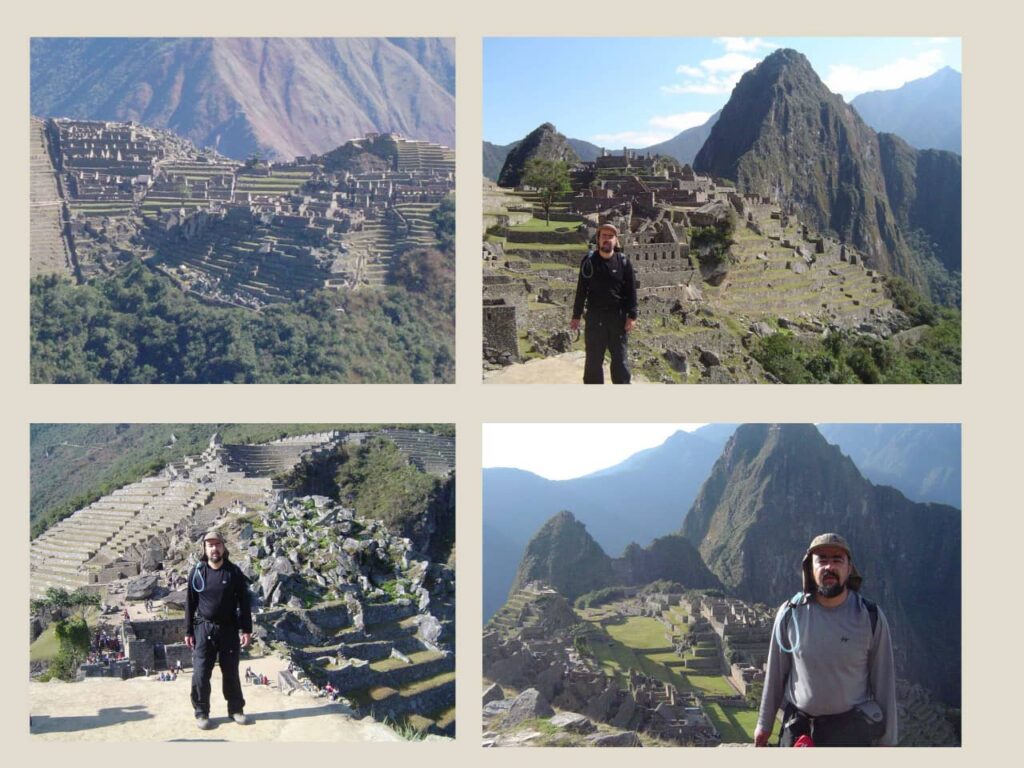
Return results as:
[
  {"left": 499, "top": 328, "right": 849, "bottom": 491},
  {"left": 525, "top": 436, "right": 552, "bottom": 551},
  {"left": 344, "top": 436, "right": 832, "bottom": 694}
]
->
[{"left": 497, "top": 122, "right": 579, "bottom": 187}]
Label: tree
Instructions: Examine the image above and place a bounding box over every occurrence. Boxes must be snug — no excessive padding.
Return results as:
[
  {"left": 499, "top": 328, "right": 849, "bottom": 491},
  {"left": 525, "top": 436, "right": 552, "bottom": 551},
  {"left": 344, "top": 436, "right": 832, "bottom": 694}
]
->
[
  {"left": 522, "top": 158, "right": 571, "bottom": 223},
  {"left": 46, "top": 616, "right": 91, "bottom": 681}
]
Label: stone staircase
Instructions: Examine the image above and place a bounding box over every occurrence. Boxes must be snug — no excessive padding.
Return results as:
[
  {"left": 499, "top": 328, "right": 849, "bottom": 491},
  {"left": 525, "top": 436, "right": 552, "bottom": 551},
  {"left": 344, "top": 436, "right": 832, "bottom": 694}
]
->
[
  {"left": 704, "top": 216, "right": 894, "bottom": 326},
  {"left": 379, "top": 429, "right": 454, "bottom": 476},
  {"left": 30, "top": 118, "right": 74, "bottom": 278},
  {"left": 29, "top": 476, "right": 184, "bottom": 598},
  {"left": 290, "top": 603, "right": 456, "bottom": 736}
]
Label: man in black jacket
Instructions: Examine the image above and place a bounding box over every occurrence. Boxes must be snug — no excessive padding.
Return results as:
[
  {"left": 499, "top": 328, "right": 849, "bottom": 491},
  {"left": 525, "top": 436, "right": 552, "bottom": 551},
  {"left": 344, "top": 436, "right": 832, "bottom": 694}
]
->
[
  {"left": 185, "top": 529, "right": 253, "bottom": 729},
  {"left": 570, "top": 223, "right": 638, "bottom": 384}
]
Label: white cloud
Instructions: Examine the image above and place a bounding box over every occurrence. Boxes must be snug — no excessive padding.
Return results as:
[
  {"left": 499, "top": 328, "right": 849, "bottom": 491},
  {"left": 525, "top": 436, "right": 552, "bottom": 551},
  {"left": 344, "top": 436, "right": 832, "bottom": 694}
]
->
[
  {"left": 589, "top": 112, "right": 713, "bottom": 147},
  {"left": 665, "top": 47, "right": 764, "bottom": 96},
  {"left": 825, "top": 50, "right": 946, "bottom": 98},
  {"left": 675, "top": 64, "right": 704, "bottom": 78},
  {"left": 715, "top": 36, "right": 778, "bottom": 53},
  {"left": 589, "top": 130, "right": 676, "bottom": 147}
]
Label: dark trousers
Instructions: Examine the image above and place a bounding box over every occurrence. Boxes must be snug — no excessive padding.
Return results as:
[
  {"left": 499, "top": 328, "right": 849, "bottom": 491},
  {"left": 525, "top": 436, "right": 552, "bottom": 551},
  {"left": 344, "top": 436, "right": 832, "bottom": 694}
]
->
[
  {"left": 190, "top": 622, "right": 245, "bottom": 718},
  {"left": 583, "top": 309, "right": 630, "bottom": 384},
  {"left": 779, "top": 703, "right": 875, "bottom": 747}
]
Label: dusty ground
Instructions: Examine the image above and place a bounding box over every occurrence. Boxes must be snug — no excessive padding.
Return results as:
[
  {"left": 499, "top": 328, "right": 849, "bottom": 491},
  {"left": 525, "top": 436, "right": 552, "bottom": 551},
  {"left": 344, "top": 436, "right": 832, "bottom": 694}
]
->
[
  {"left": 29, "top": 653, "right": 405, "bottom": 742},
  {"left": 483, "top": 352, "right": 651, "bottom": 384}
]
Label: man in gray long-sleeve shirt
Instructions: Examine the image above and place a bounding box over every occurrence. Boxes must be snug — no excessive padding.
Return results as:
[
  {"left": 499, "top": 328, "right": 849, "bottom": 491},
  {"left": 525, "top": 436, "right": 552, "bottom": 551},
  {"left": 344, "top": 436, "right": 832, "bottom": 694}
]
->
[{"left": 755, "top": 533, "right": 898, "bottom": 747}]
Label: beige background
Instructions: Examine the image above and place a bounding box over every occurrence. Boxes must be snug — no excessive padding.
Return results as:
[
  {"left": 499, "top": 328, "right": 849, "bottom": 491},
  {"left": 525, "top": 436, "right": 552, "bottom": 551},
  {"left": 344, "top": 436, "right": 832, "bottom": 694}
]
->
[{"left": 5, "top": 0, "right": 1016, "bottom": 760}]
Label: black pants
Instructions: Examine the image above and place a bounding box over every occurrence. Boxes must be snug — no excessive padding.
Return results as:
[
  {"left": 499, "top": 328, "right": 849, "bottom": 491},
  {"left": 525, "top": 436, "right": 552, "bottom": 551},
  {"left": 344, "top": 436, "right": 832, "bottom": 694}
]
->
[
  {"left": 190, "top": 622, "right": 245, "bottom": 718},
  {"left": 779, "top": 703, "right": 875, "bottom": 747},
  {"left": 584, "top": 309, "right": 630, "bottom": 384}
]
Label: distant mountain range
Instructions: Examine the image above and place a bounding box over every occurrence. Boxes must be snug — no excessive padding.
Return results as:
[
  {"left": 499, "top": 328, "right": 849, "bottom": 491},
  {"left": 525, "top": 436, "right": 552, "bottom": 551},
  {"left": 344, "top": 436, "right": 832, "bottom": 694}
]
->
[
  {"left": 851, "top": 67, "right": 961, "bottom": 154},
  {"left": 486, "top": 49, "right": 960, "bottom": 306},
  {"left": 31, "top": 38, "right": 455, "bottom": 161},
  {"left": 482, "top": 112, "right": 719, "bottom": 183},
  {"left": 494, "top": 423, "right": 961, "bottom": 705},
  {"left": 483, "top": 423, "right": 960, "bottom": 622},
  {"left": 483, "top": 425, "right": 734, "bottom": 620}
]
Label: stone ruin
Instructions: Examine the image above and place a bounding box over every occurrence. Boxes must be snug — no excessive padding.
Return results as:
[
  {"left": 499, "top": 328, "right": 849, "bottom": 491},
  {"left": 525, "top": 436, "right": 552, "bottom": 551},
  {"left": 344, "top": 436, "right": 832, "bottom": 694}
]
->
[
  {"left": 30, "top": 428, "right": 456, "bottom": 735},
  {"left": 483, "top": 150, "right": 912, "bottom": 380},
  {"left": 31, "top": 118, "right": 455, "bottom": 306},
  {"left": 483, "top": 584, "right": 722, "bottom": 746}
]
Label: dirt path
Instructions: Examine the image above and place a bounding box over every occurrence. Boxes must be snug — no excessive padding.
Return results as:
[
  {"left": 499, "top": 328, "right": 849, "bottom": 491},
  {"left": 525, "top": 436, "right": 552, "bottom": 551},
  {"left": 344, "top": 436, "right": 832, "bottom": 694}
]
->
[
  {"left": 30, "top": 654, "right": 407, "bottom": 742},
  {"left": 483, "top": 352, "right": 652, "bottom": 384}
]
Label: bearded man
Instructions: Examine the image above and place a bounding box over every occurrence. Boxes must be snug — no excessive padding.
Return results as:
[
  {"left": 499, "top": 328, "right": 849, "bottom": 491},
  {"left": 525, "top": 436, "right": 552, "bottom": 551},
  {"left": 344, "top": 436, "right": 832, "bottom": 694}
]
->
[{"left": 754, "top": 533, "right": 898, "bottom": 747}]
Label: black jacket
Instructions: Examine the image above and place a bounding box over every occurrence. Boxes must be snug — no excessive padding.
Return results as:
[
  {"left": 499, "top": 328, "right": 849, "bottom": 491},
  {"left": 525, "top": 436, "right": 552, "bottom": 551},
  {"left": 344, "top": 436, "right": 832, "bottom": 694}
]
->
[
  {"left": 572, "top": 248, "right": 638, "bottom": 320},
  {"left": 185, "top": 559, "right": 253, "bottom": 636}
]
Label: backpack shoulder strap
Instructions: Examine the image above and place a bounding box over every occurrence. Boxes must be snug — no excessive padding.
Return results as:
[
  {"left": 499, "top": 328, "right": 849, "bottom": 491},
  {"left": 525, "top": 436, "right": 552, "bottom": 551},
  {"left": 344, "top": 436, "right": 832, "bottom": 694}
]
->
[{"left": 859, "top": 595, "right": 879, "bottom": 635}]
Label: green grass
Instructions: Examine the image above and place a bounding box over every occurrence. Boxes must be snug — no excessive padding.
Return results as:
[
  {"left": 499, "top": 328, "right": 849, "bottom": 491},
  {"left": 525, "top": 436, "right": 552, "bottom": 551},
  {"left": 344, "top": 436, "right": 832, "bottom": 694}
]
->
[
  {"left": 704, "top": 702, "right": 759, "bottom": 743},
  {"left": 505, "top": 242, "right": 589, "bottom": 252},
  {"left": 529, "top": 262, "right": 575, "bottom": 271},
  {"left": 29, "top": 623, "right": 60, "bottom": 662},
  {"left": 507, "top": 216, "right": 583, "bottom": 232},
  {"left": 686, "top": 674, "right": 738, "bottom": 696},
  {"left": 604, "top": 616, "right": 674, "bottom": 651},
  {"left": 29, "top": 607, "right": 102, "bottom": 662},
  {"left": 579, "top": 610, "right": 740, "bottom": 697}
]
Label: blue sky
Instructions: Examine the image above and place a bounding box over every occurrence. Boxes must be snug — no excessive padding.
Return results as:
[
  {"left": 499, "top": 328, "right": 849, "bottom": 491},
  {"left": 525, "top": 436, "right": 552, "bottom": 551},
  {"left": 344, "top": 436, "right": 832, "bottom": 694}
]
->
[
  {"left": 483, "top": 423, "right": 706, "bottom": 480},
  {"left": 484, "top": 37, "right": 962, "bottom": 146}
]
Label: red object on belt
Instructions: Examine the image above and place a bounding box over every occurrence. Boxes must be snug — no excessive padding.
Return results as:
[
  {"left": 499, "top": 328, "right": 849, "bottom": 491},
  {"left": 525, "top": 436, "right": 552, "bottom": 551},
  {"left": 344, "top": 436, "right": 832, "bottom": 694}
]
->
[{"left": 794, "top": 735, "right": 815, "bottom": 747}]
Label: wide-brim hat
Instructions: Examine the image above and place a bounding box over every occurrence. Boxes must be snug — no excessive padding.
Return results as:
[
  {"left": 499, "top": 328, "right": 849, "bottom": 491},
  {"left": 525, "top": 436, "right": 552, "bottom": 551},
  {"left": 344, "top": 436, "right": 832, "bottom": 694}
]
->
[
  {"left": 201, "top": 529, "right": 225, "bottom": 543},
  {"left": 596, "top": 222, "right": 619, "bottom": 236},
  {"left": 801, "top": 532, "right": 862, "bottom": 593}
]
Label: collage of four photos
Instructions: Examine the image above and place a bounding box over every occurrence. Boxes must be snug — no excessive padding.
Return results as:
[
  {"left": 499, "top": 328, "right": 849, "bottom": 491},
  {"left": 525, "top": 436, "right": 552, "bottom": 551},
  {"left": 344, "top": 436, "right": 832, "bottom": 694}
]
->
[{"left": 26, "top": 33, "right": 964, "bottom": 748}]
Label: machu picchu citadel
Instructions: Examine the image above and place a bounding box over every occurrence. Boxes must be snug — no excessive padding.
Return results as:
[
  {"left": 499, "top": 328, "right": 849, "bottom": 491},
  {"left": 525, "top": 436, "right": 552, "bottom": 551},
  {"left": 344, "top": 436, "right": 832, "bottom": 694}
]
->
[
  {"left": 30, "top": 38, "right": 456, "bottom": 383},
  {"left": 31, "top": 117, "right": 454, "bottom": 307},
  {"left": 482, "top": 47, "right": 961, "bottom": 384},
  {"left": 483, "top": 583, "right": 959, "bottom": 747},
  {"left": 483, "top": 149, "right": 926, "bottom": 383},
  {"left": 30, "top": 427, "right": 456, "bottom": 739}
]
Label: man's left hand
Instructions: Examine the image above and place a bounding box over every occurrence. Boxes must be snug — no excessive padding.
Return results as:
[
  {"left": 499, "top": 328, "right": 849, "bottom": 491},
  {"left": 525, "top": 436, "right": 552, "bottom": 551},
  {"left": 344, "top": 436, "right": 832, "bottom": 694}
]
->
[
  {"left": 240, "top": 633, "right": 252, "bottom": 648},
  {"left": 624, "top": 317, "right": 636, "bottom": 333}
]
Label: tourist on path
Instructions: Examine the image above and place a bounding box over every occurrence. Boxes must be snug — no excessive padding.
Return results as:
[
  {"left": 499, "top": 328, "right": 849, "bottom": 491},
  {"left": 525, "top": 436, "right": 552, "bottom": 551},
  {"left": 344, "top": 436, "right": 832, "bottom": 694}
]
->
[
  {"left": 185, "top": 529, "right": 253, "bottom": 730},
  {"left": 755, "top": 533, "right": 897, "bottom": 747},
  {"left": 570, "top": 222, "right": 637, "bottom": 384}
]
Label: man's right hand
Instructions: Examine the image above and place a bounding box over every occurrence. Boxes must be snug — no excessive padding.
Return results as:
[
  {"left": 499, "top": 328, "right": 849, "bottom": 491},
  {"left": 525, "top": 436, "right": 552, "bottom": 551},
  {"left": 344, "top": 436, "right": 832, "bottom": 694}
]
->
[
  {"left": 570, "top": 318, "right": 580, "bottom": 332},
  {"left": 185, "top": 634, "right": 195, "bottom": 649},
  {"left": 754, "top": 726, "right": 771, "bottom": 747}
]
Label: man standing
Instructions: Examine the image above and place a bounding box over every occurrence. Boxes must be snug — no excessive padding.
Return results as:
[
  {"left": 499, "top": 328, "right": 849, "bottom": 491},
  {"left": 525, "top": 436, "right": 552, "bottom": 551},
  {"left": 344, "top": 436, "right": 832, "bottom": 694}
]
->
[
  {"left": 185, "top": 529, "right": 253, "bottom": 730},
  {"left": 754, "top": 533, "right": 897, "bottom": 747},
  {"left": 570, "top": 222, "right": 638, "bottom": 384}
]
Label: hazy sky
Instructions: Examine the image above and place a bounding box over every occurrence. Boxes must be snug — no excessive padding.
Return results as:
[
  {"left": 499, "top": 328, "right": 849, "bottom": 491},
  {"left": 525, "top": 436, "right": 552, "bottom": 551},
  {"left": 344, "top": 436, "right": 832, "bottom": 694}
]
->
[
  {"left": 484, "top": 36, "right": 962, "bottom": 145},
  {"left": 482, "top": 423, "right": 707, "bottom": 480}
]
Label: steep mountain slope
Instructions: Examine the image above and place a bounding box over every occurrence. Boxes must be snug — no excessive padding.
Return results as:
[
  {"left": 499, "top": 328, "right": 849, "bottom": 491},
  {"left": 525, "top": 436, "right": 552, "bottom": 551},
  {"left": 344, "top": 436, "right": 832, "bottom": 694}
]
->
[
  {"left": 31, "top": 38, "right": 455, "bottom": 160},
  {"left": 851, "top": 67, "right": 961, "bottom": 154},
  {"left": 682, "top": 423, "right": 961, "bottom": 704},
  {"left": 693, "top": 48, "right": 959, "bottom": 303}
]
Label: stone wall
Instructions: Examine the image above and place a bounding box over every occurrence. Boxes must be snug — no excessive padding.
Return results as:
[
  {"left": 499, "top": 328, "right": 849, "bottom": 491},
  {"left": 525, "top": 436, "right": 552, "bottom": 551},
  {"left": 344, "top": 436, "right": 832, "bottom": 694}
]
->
[{"left": 483, "top": 301, "right": 519, "bottom": 363}]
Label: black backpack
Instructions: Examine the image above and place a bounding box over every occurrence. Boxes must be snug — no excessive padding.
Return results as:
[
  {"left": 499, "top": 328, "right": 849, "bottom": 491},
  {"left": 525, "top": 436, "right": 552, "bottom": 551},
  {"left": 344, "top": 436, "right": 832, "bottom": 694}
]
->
[{"left": 777, "top": 591, "right": 878, "bottom": 654}]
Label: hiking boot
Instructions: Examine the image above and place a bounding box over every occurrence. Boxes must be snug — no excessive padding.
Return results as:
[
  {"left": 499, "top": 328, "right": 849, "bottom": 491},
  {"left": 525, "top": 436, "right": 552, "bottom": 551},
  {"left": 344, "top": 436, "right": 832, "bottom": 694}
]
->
[
  {"left": 231, "top": 712, "right": 250, "bottom": 725},
  {"left": 196, "top": 716, "right": 211, "bottom": 730}
]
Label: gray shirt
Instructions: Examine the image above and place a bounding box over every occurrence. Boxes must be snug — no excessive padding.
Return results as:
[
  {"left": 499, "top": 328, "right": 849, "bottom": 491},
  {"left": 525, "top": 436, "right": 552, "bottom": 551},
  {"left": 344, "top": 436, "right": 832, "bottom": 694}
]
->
[{"left": 757, "top": 591, "right": 898, "bottom": 746}]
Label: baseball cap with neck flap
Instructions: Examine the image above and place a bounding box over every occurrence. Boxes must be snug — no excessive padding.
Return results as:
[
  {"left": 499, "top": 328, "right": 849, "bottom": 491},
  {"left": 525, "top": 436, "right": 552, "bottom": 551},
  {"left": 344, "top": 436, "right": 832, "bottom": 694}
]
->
[{"left": 801, "top": 532, "right": 863, "bottom": 594}]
